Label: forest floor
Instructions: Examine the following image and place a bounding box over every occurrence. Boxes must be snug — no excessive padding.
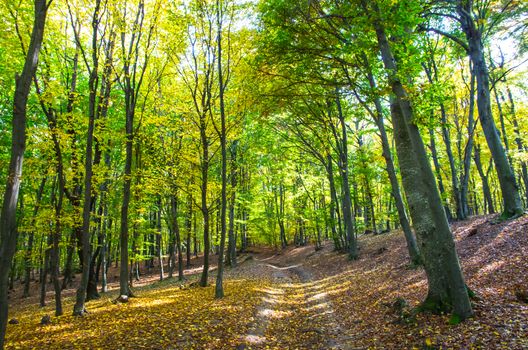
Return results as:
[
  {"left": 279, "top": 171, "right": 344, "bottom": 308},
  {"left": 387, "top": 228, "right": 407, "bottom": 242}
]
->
[{"left": 4, "top": 214, "right": 528, "bottom": 349}]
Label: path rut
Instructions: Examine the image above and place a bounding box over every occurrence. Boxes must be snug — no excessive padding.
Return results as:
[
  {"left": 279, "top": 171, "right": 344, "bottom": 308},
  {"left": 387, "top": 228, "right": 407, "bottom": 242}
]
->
[{"left": 239, "top": 252, "right": 360, "bottom": 349}]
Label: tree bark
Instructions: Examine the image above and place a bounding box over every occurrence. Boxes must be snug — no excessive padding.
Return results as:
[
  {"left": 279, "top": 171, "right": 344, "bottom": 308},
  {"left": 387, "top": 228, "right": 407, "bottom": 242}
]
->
[
  {"left": 73, "top": 0, "right": 102, "bottom": 316},
  {"left": 335, "top": 91, "right": 357, "bottom": 260},
  {"left": 474, "top": 143, "right": 495, "bottom": 214},
  {"left": 170, "top": 195, "right": 184, "bottom": 281},
  {"left": 215, "top": 0, "right": 228, "bottom": 298},
  {"left": 0, "top": 0, "right": 48, "bottom": 346},
  {"left": 368, "top": 1, "right": 472, "bottom": 319},
  {"left": 227, "top": 141, "right": 238, "bottom": 267},
  {"left": 458, "top": 3, "right": 523, "bottom": 218}
]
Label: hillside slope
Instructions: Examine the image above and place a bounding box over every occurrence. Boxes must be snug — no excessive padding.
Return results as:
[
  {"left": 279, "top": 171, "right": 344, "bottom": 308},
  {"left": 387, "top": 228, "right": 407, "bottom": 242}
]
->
[{"left": 4, "top": 215, "right": 527, "bottom": 349}]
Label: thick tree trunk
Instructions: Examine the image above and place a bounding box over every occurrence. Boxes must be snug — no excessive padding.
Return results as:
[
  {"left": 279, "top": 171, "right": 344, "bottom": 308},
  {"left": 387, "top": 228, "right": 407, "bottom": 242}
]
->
[
  {"left": 369, "top": 2, "right": 472, "bottom": 319},
  {"left": 0, "top": 1, "right": 48, "bottom": 346},
  {"left": 365, "top": 81, "right": 421, "bottom": 264}
]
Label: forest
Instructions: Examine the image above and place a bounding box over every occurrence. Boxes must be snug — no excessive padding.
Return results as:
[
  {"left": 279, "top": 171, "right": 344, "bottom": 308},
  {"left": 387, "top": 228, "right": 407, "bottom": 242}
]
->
[{"left": 0, "top": 0, "right": 527, "bottom": 349}]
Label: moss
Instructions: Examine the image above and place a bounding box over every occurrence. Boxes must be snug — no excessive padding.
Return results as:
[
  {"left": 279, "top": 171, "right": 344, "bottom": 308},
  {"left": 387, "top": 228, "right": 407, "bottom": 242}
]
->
[
  {"left": 497, "top": 210, "right": 524, "bottom": 222},
  {"left": 448, "top": 313, "right": 462, "bottom": 325},
  {"left": 417, "top": 296, "right": 451, "bottom": 315},
  {"left": 466, "top": 285, "right": 478, "bottom": 300}
]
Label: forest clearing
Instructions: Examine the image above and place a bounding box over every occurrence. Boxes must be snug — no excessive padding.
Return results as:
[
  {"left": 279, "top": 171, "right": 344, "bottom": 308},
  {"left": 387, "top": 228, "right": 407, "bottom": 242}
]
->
[
  {"left": 1, "top": 0, "right": 528, "bottom": 349},
  {"left": 3, "top": 215, "right": 528, "bottom": 349}
]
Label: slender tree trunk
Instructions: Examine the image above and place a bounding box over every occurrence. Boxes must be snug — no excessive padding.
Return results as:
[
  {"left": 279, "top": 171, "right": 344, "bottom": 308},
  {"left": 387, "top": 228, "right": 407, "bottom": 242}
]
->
[
  {"left": 460, "top": 69, "right": 476, "bottom": 219},
  {"left": 227, "top": 141, "right": 238, "bottom": 267},
  {"left": 40, "top": 234, "right": 52, "bottom": 307},
  {"left": 73, "top": 0, "right": 101, "bottom": 316},
  {"left": 186, "top": 193, "right": 192, "bottom": 268},
  {"left": 424, "top": 63, "right": 463, "bottom": 219},
  {"left": 157, "top": 199, "right": 164, "bottom": 281},
  {"left": 507, "top": 88, "right": 528, "bottom": 205},
  {"left": 335, "top": 91, "right": 357, "bottom": 259},
  {"left": 493, "top": 90, "right": 512, "bottom": 165},
  {"left": 428, "top": 127, "right": 452, "bottom": 219},
  {"left": 23, "top": 177, "right": 47, "bottom": 297},
  {"left": 170, "top": 195, "right": 184, "bottom": 281},
  {"left": 0, "top": 1, "right": 48, "bottom": 345},
  {"left": 215, "top": 1, "right": 228, "bottom": 296},
  {"left": 199, "top": 127, "right": 210, "bottom": 287},
  {"left": 49, "top": 135, "right": 65, "bottom": 316},
  {"left": 474, "top": 144, "right": 495, "bottom": 214},
  {"left": 458, "top": 5, "right": 523, "bottom": 218}
]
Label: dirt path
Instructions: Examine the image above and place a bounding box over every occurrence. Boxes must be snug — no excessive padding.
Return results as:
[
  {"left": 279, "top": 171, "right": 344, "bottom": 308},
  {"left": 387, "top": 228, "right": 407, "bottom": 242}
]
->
[{"left": 239, "top": 248, "right": 359, "bottom": 349}]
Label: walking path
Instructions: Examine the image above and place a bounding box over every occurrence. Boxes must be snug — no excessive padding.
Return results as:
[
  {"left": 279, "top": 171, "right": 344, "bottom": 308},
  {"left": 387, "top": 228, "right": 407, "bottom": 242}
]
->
[{"left": 239, "top": 249, "right": 360, "bottom": 349}]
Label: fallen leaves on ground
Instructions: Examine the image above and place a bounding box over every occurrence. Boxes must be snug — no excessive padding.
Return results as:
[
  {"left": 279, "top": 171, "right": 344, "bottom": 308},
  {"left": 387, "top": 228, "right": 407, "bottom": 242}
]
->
[
  {"left": 5, "top": 276, "right": 271, "bottom": 350},
  {"left": 5, "top": 214, "right": 528, "bottom": 349}
]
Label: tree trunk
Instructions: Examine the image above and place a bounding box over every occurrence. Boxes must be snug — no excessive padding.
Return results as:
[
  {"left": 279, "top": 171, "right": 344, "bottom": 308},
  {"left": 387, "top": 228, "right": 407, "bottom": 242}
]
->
[
  {"left": 40, "top": 234, "right": 52, "bottom": 307},
  {"left": 170, "top": 195, "right": 184, "bottom": 281},
  {"left": 460, "top": 69, "right": 476, "bottom": 219},
  {"left": 199, "top": 125, "right": 210, "bottom": 287},
  {"left": 157, "top": 199, "right": 164, "bottom": 281},
  {"left": 335, "top": 91, "right": 357, "bottom": 259},
  {"left": 215, "top": 1, "right": 228, "bottom": 297},
  {"left": 227, "top": 141, "right": 238, "bottom": 267},
  {"left": 458, "top": 4, "right": 523, "bottom": 218},
  {"left": 473, "top": 144, "right": 495, "bottom": 214},
  {"left": 507, "top": 88, "right": 528, "bottom": 205},
  {"left": 73, "top": 0, "right": 102, "bottom": 316},
  {"left": 363, "top": 74, "right": 421, "bottom": 264},
  {"left": 0, "top": 1, "right": 48, "bottom": 346},
  {"left": 23, "top": 177, "right": 47, "bottom": 297},
  {"left": 369, "top": 2, "right": 472, "bottom": 319},
  {"left": 186, "top": 193, "right": 192, "bottom": 268}
]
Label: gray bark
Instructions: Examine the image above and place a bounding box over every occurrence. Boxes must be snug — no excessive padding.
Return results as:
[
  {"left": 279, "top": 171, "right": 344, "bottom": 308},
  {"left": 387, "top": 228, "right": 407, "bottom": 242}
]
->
[
  {"left": 369, "top": 1, "right": 472, "bottom": 319},
  {"left": 458, "top": 2, "right": 523, "bottom": 218}
]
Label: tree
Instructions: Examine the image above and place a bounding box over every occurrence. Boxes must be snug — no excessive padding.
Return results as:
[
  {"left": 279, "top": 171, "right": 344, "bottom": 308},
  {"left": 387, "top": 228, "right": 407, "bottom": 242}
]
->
[
  {"left": 362, "top": 0, "right": 472, "bottom": 319},
  {"left": 0, "top": 0, "right": 49, "bottom": 346},
  {"left": 425, "top": 0, "right": 524, "bottom": 219}
]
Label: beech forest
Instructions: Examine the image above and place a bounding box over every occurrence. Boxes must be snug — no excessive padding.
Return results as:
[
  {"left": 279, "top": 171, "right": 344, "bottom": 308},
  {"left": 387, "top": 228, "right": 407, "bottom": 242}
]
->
[{"left": 0, "top": 0, "right": 527, "bottom": 349}]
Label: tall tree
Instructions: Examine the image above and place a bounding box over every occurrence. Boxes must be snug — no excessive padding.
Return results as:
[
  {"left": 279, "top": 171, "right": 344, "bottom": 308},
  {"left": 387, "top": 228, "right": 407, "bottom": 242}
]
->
[
  {"left": 425, "top": 0, "right": 524, "bottom": 219},
  {"left": 364, "top": 0, "right": 473, "bottom": 319},
  {"left": 0, "top": 0, "right": 49, "bottom": 346}
]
